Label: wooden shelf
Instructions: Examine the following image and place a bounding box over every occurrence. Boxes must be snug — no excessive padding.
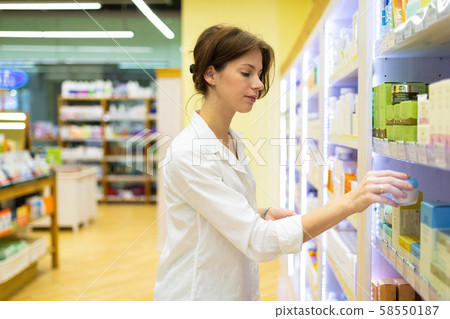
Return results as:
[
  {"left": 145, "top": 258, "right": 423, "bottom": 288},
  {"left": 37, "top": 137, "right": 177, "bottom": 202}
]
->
[{"left": 105, "top": 175, "right": 152, "bottom": 182}]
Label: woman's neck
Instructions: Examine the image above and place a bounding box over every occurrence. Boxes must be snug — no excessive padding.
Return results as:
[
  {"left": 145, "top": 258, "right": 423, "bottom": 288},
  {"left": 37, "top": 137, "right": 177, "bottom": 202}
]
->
[{"left": 198, "top": 98, "right": 235, "bottom": 141}]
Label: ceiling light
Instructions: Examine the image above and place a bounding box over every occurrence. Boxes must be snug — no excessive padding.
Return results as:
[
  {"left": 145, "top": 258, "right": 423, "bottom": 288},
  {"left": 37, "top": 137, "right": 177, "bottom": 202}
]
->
[
  {"left": 0, "top": 112, "right": 27, "bottom": 121},
  {"left": 0, "top": 31, "right": 134, "bottom": 38},
  {"left": 131, "top": 0, "right": 174, "bottom": 39},
  {"left": 0, "top": 2, "right": 101, "bottom": 10},
  {"left": 0, "top": 122, "right": 26, "bottom": 130}
]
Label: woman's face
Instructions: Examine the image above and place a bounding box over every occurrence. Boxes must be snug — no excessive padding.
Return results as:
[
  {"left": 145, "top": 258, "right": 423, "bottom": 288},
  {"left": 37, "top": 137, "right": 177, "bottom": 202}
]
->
[{"left": 211, "top": 49, "right": 265, "bottom": 114}]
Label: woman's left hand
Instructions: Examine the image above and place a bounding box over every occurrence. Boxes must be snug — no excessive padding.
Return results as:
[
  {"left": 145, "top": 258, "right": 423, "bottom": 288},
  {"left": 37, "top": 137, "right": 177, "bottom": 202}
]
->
[{"left": 264, "top": 207, "right": 296, "bottom": 221}]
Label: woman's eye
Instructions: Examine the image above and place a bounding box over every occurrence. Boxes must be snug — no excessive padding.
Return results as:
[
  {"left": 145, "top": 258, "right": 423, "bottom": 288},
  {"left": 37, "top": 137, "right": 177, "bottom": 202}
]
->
[{"left": 241, "top": 72, "right": 250, "bottom": 77}]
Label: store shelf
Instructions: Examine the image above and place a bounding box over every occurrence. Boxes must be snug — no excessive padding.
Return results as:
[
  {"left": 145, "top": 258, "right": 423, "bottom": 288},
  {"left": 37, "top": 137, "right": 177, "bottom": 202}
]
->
[
  {"left": 372, "top": 138, "right": 450, "bottom": 171},
  {"left": 105, "top": 155, "right": 146, "bottom": 162},
  {"left": 327, "top": 256, "right": 356, "bottom": 301},
  {"left": 378, "top": 3, "right": 450, "bottom": 58},
  {"left": 346, "top": 214, "right": 358, "bottom": 229},
  {"left": 105, "top": 175, "right": 152, "bottom": 182},
  {"left": 105, "top": 115, "right": 156, "bottom": 122},
  {"left": 308, "top": 85, "right": 320, "bottom": 99},
  {"left": 330, "top": 56, "right": 358, "bottom": 86},
  {"left": 307, "top": 173, "right": 320, "bottom": 190},
  {"left": 60, "top": 119, "right": 102, "bottom": 123},
  {"left": 329, "top": 134, "right": 358, "bottom": 149},
  {"left": 60, "top": 96, "right": 155, "bottom": 101},
  {"left": 108, "top": 96, "right": 155, "bottom": 101},
  {"left": 60, "top": 138, "right": 103, "bottom": 143},
  {"left": 62, "top": 157, "right": 103, "bottom": 162},
  {"left": 32, "top": 137, "right": 58, "bottom": 142},
  {"left": 305, "top": 257, "right": 320, "bottom": 301},
  {"left": 375, "top": 237, "right": 442, "bottom": 301},
  {"left": 105, "top": 195, "right": 148, "bottom": 202}
]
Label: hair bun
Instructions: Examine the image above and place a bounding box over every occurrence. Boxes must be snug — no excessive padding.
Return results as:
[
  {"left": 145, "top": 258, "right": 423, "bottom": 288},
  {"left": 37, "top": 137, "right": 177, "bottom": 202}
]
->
[{"left": 189, "top": 64, "right": 195, "bottom": 74}]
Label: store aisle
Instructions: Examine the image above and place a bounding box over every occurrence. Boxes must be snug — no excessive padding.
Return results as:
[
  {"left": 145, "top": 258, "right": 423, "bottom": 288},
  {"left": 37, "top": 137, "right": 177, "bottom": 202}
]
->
[{"left": 7, "top": 204, "right": 282, "bottom": 301}]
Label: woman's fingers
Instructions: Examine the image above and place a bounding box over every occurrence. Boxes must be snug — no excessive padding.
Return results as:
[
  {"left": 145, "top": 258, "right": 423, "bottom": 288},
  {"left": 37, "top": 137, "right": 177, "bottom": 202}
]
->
[
  {"left": 376, "top": 176, "right": 414, "bottom": 191},
  {"left": 375, "top": 183, "right": 407, "bottom": 198},
  {"left": 376, "top": 194, "right": 400, "bottom": 207},
  {"left": 371, "top": 170, "right": 410, "bottom": 180}
]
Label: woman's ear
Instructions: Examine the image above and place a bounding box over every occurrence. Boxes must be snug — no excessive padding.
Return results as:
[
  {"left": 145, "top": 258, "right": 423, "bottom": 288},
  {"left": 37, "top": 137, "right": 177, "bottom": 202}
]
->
[{"left": 203, "top": 66, "right": 216, "bottom": 86}]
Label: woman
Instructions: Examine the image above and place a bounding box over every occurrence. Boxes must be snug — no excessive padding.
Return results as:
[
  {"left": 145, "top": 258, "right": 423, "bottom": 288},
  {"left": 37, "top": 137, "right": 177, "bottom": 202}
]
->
[{"left": 153, "top": 25, "right": 412, "bottom": 300}]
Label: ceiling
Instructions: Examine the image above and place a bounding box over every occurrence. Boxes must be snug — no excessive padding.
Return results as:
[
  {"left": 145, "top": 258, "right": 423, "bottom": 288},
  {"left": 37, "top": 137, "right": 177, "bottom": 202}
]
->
[{"left": 0, "top": 0, "right": 181, "bottom": 12}]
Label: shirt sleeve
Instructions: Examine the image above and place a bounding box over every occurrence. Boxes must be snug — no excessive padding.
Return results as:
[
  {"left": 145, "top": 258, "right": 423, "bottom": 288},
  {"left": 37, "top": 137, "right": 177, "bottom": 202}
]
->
[{"left": 165, "top": 148, "right": 303, "bottom": 262}]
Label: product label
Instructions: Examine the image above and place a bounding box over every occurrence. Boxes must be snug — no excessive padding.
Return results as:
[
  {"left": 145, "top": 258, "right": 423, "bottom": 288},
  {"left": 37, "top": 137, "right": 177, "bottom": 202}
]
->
[
  {"left": 419, "top": 278, "right": 430, "bottom": 300},
  {"left": 415, "top": 22, "right": 424, "bottom": 33},
  {"left": 404, "top": 24, "right": 413, "bottom": 39},
  {"left": 434, "top": 143, "right": 446, "bottom": 168},
  {"left": 395, "top": 31, "right": 404, "bottom": 44},
  {"left": 406, "top": 142, "right": 418, "bottom": 162},
  {"left": 406, "top": 263, "right": 416, "bottom": 284},
  {"left": 397, "top": 141, "right": 407, "bottom": 159},
  {"left": 416, "top": 143, "right": 428, "bottom": 164},
  {"left": 389, "top": 247, "right": 397, "bottom": 266},
  {"left": 390, "top": 141, "right": 399, "bottom": 158}
]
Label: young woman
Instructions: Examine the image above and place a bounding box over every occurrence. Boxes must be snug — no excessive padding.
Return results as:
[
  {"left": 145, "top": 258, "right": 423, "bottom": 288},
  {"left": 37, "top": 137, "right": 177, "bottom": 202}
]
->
[{"left": 153, "top": 25, "right": 413, "bottom": 301}]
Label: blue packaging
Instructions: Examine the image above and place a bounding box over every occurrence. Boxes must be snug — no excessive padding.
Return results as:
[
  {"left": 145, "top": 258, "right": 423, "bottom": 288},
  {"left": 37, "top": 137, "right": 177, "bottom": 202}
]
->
[
  {"left": 420, "top": 201, "right": 450, "bottom": 228},
  {"left": 410, "top": 243, "right": 420, "bottom": 259}
]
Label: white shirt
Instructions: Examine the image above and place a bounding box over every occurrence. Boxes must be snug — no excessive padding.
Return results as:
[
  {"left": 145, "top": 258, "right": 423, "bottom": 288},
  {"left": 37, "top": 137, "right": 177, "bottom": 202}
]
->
[{"left": 153, "top": 112, "right": 303, "bottom": 300}]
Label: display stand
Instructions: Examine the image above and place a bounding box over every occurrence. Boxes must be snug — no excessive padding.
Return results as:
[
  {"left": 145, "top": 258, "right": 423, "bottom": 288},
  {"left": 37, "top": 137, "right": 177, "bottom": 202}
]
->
[{"left": 0, "top": 175, "right": 58, "bottom": 299}]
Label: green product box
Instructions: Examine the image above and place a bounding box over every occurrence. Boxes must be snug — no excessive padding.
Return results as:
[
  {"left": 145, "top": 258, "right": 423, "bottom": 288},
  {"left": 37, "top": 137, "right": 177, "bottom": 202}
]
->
[
  {"left": 394, "top": 104, "right": 402, "bottom": 124},
  {"left": 387, "top": 125, "right": 394, "bottom": 140},
  {"left": 380, "top": 104, "right": 387, "bottom": 129},
  {"left": 400, "top": 100, "right": 418, "bottom": 125},
  {"left": 46, "top": 147, "right": 62, "bottom": 166},
  {"left": 373, "top": 82, "right": 401, "bottom": 107},
  {"left": 402, "top": 125, "right": 418, "bottom": 142},
  {"left": 393, "top": 125, "right": 403, "bottom": 141},
  {"left": 386, "top": 105, "right": 394, "bottom": 124},
  {"left": 407, "top": 82, "right": 428, "bottom": 94}
]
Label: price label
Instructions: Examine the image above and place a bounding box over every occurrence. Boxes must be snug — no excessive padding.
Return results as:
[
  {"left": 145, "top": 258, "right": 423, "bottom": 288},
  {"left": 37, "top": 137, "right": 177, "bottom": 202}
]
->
[
  {"left": 406, "top": 142, "right": 417, "bottom": 162},
  {"left": 376, "top": 237, "right": 382, "bottom": 252},
  {"left": 390, "top": 141, "right": 399, "bottom": 158},
  {"left": 406, "top": 263, "right": 416, "bottom": 284},
  {"left": 426, "top": 12, "right": 438, "bottom": 27},
  {"left": 388, "top": 247, "right": 397, "bottom": 266},
  {"left": 434, "top": 143, "right": 446, "bottom": 168},
  {"left": 415, "top": 22, "right": 424, "bottom": 33},
  {"left": 404, "top": 24, "right": 413, "bottom": 39},
  {"left": 382, "top": 240, "right": 388, "bottom": 257},
  {"left": 419, "top": 277, "right": 430, "bottom": 300},
  {"left": 397, "top": 141, "right": 406, "bottom": 159},
  {"left": 416, "top": 143, "right": 428, "bottom": 164},
  {"left": 382, "top": 139, "right": 390, "bottom": 156},
  {"left": 395, "top": 31, "right": 404, "bottom": 44},
  {"left": 397, "top": 255, "right": 405, "bottom": 275}
]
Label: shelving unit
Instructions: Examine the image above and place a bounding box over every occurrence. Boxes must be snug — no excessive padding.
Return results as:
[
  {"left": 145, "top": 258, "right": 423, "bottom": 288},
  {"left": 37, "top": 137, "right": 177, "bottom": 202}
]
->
[
  {"left": 0, "top": 175, "right": 58, "bottom": 299},
  {"left": 58, "top": 96, "right": 157, "bottom": 203},
  {"left": 280, "top": 0, "right": 450, "bottom": 301}
]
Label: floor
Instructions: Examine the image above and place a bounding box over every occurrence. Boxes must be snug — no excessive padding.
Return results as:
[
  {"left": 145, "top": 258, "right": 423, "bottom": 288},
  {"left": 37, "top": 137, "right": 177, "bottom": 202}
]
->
[{"left": 7, "top": 204, "right": 283, "bottom": 301}]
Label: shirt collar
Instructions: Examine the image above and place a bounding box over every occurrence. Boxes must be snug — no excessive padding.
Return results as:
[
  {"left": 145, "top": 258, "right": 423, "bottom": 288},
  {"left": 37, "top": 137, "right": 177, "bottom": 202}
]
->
[{"left": 190, "top": 111, "right": 248, "bottom": 174}]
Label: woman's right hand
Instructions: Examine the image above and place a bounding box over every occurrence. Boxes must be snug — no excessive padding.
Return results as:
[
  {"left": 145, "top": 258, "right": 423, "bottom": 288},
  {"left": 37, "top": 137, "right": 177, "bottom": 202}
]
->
[{"left": 345, "top": 170, "right": 413, "bottom": 213}]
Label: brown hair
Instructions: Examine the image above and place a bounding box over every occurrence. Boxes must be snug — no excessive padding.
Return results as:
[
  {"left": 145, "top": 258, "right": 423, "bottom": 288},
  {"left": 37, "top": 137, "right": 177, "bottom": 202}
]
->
[{"left": 191, "top": 25, "right": 274, "bottom": 99}]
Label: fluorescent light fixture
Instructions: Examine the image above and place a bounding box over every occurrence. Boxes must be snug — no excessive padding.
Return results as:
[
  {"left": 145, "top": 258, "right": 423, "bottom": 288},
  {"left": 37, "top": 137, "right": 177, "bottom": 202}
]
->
[
  {"left": 0, "top": 112, "right": 27, "bottom": 121},
  {"left": 0, "top": 122, "right": 26, "bottom": 130},
  {"left": 0, "top": 2, "right": 101, "bottom": 10},
  {"left": 132, "top": 0, "right": 174, "bottom": 39},
  {"left": 0, "top": 31, "right": 134, "bottom": 38}
]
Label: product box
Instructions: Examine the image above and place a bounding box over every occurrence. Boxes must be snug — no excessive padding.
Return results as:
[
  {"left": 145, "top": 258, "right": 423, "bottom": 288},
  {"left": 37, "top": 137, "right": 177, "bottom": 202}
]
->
[
  {"left": 399, "top": 234, "right": 420, "bottom": 252},
  {"left": 410, "top": 243, "right": 420, "bottom": 270},
  {"left": 372, "top": 280, "right": 379, "bottom": 301},
  {"left": 420, "top": 201, "right": 450, "bottom": 283},
  {"left": 400, "top": 100, "right": 418, "bottom": 124},
  {"left": 383, "top": 223, "right": 393, "bottom": 246},
  {"left": 435, "top": 230, "right": 450, "bottom": 266},
  {"left": 403, "top": 125, "right": 418, "bottom": 142},
  {"left": 391, "top": 192, "right": 423, "bottom": 258},
  {"left": 394, "top": 278, "right": 415, "bottom": 301},
  {"left": 378, "top": 279, "right": 397, "bottom": 301},
  {"left": 0, "top": 209, "right": 13, "bottom": 236},
  {"left": 430, "top": 261, "right": 450, "bottom": 299}
]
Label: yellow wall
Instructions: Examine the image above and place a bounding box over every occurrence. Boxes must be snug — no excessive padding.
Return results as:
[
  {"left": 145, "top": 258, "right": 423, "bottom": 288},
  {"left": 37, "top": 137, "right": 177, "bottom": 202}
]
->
[{"left": 181, "top": 0, "right": 312, "bottom": 208}]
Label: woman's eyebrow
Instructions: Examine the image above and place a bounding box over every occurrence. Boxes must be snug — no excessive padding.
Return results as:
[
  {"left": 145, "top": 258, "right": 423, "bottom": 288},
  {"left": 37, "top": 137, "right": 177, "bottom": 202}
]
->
[{"left": 241, "top": 63, "right": 262, "bottom": 72}]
